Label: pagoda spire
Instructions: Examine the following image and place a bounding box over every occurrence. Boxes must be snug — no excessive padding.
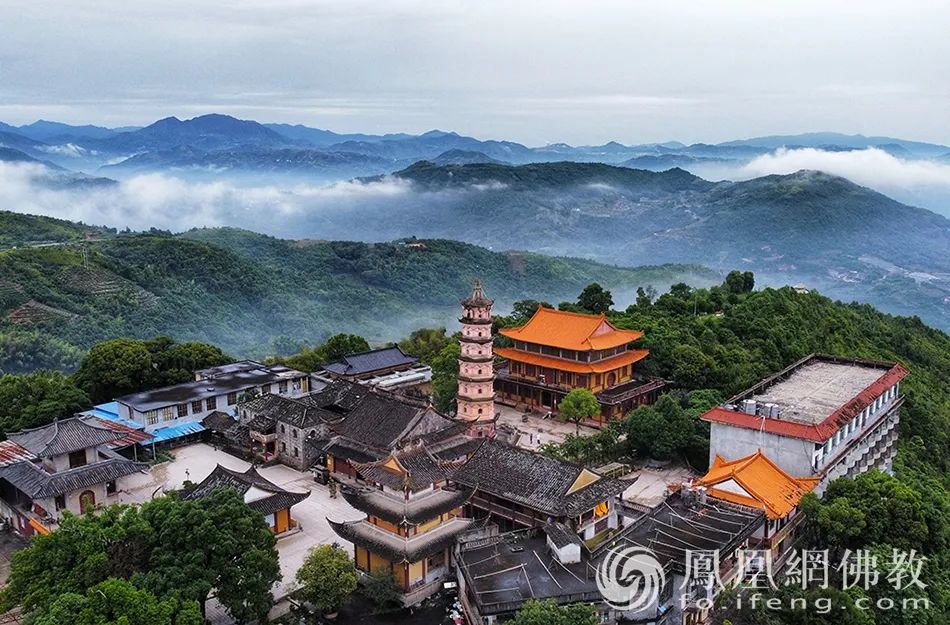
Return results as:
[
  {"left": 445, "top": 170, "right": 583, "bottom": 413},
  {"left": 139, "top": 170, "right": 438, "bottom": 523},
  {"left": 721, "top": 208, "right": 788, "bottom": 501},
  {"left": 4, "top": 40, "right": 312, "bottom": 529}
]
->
[{"left": 456, "top": 278, "right": 496, "bottom": 437}]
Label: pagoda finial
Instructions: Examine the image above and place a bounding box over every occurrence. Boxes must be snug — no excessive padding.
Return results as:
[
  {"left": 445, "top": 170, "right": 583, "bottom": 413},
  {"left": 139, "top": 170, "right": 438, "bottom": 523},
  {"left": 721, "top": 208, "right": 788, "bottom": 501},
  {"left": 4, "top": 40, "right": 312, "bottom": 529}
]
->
[{"left": 463, "top": 277, "right": 493, "bottom": 308}]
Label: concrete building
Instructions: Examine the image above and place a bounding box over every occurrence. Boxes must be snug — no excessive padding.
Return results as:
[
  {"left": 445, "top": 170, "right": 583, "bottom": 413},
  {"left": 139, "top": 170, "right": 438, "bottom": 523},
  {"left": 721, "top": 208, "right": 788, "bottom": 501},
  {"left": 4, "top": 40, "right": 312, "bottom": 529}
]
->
[
  {"left": 702, "top": 354, "right": 908, "bottom": 494},
  {"left": 115, "top": 361, "right": 309, "bottom": 440}
]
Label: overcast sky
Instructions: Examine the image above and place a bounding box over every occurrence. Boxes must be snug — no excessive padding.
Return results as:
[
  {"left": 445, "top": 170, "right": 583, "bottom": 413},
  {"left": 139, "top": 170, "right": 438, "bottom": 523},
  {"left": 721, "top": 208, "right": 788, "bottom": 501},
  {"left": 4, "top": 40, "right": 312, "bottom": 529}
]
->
[{"left": 2, "top": 0, "right": 948, "bottom": 146}]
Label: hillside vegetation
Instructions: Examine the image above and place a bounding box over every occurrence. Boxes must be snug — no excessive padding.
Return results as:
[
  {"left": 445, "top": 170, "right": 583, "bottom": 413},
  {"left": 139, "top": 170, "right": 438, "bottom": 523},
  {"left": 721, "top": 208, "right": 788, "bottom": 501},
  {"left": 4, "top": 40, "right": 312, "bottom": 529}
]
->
[{"left": 0, "top": 212, "right": 716, "bottom": 371}]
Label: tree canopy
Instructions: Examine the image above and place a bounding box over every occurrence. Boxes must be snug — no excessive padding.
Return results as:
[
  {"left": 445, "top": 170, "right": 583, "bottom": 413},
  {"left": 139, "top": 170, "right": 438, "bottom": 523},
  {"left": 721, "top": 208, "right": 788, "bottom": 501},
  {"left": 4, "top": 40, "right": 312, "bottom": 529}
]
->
[
  {"left": 295, "top": 543, "right": 359, "bottom": 613},
  {"left": 576, "top": 282, "right": 614, "bottom": 314},
  {"left": 510, "top": 599, "right": 599, "bottom": 625},
  {"left": 1, "top": 490, "right": 280, "bottom": 622},
  {"left": 0, "top": 370, "right": 90, "bottom": 435}
]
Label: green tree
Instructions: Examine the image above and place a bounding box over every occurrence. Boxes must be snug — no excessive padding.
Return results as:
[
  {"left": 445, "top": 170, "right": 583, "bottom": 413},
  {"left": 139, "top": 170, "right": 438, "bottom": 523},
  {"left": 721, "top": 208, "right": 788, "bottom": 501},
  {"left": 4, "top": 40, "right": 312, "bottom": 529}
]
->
[
  {"left": 725, "top": 270, "right": 755, "bottom": 294},
  {"left": 147, "top": 339, "right": 231, "bottom": 386},
  {"left": 73, "top": 338, "right": 154, "bottom": 403},
  {"left": 635, "top": 286, "right": 656, "bottom": 308},
  {"left": 510, "top": 599, "right": 598, "bottom": 625},
  {"left": 558, "top": 388, "right": 601, "bottom": 433},
  {"left": 576, "top": 283, "right": 613, "bottom": 314},
  {"left": 801, "top": 470, "right": 930, "bottom": 554},
  {"left": 138, "top": 489, "right": 280, "bottom": 622},
  {"left": 0, "top": 370, "right": 90, "bottom": 434},
  {"left": 0, "top": 330, "right": 83, "bottom": 374},
  {"left": 320, "top": 333, "right": 371, "bottom": 362},
  {"left": 431, "top": 340, "right": 461, "bottom": 413},
  {"left": 34, "top": 578, "right": 203, "bottom": 625},
  {"left": 362, "top": 568, "right": 403, "bottom": 614},
  {"left": 1, "top": 491, "right": 279, "bottom": 622},
  {"left": 398, "top": 327, "right": 451, "bottom": 364},
  {"left": 295, "top": 544, "right": 358, "bottom": 615}
]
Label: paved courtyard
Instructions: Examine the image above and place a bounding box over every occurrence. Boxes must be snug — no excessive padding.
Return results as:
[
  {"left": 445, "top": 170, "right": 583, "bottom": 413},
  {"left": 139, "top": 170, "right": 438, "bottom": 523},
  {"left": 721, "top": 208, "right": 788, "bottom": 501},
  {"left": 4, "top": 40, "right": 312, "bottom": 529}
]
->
[
  {"left": 495, "top": 402, "right": 599, "bottom": 450},
  {"left": 119, "top": 443, "right": 363, "bottom": 617}
]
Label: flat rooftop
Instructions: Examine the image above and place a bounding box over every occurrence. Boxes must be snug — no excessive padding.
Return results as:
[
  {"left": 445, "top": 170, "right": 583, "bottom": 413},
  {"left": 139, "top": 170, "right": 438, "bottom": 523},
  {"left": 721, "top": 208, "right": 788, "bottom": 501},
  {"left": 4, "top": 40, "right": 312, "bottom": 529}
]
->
[
  {"left": 117, "top": 365, "right": 305, "bottom": 411},
  {"left": 752, "top": 360, "right": 886, "bottom": 425}
]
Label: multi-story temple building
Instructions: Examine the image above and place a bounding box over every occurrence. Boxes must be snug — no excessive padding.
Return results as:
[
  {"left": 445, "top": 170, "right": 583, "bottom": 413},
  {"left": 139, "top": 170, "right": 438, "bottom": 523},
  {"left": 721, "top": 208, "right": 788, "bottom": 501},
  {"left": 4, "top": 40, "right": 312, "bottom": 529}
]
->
[
  {"left": 495, "top": 306, "right": 664, "bottom": 423},
  {"left": 456, "top": 279, "right": 497, "bottom": 437},
  {"left": 330, "top": 445, "right": 477, "bottom": 606},
  {"left": 702, "top": 354, "right": 908, "bottom": 494}
]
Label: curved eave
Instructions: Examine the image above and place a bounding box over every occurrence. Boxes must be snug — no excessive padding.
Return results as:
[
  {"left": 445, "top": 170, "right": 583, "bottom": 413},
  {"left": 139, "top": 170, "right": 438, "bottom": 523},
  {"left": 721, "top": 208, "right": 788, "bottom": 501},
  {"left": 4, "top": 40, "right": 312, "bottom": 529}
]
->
[{"left": 340, "top": 485, "right": 475, "bottom": 526}]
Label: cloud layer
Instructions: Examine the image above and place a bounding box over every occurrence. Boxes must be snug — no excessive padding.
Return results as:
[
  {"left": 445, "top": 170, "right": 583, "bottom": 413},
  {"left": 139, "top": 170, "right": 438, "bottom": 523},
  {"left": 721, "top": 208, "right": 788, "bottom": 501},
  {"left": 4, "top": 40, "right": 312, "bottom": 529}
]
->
[{"left": 0, "top": 162, "right": 413, "bottom": 235}]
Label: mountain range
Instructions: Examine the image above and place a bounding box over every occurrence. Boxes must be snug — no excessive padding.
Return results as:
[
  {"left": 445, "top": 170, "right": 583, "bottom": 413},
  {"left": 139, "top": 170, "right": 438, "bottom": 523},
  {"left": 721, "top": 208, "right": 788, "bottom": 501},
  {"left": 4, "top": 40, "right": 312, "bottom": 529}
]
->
[
  {"left": 1, "top": 114, "right": 949, "bottom": 332},
  {"left": 2, "top": 113, "right": 948, "bottom": 183}
]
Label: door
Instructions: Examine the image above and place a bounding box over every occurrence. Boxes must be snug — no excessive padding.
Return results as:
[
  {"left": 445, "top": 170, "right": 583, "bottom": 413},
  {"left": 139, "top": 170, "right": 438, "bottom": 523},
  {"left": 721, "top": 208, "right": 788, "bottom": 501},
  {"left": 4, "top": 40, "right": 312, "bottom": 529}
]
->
[{"left": 79, "top": 490, "right": 96, "bottom": 514}]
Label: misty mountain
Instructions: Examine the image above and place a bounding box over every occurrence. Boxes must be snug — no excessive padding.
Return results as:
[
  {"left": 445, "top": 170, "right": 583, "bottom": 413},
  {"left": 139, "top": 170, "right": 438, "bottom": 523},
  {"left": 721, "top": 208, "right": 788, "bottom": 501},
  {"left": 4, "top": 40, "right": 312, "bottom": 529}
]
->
[
  {"left": 100, "top": 145, "right": 395, "bottom": 180},
  {"left": 0, "top": 211, "right": 716, "bottom": 362},
  {"left": 0, "top": 147, "right": 62, "bottom": 170},
  {"left": 431, "top": 150, "right": 507, "bottom": 166},
  {"left": 93, "top": 113, "right": 296, "bottom": 153},
  {"left": 12, "top": 120, "right": 119, "bottom": 143},
  {"left": 720, "top": 132, "right": 950, "bottom": 157},
  {"left": 310, "top": 161, "right": 950, "bottom": 330},
  {"left": 264, "top": 123, "right": 414, "bottom": 147}
]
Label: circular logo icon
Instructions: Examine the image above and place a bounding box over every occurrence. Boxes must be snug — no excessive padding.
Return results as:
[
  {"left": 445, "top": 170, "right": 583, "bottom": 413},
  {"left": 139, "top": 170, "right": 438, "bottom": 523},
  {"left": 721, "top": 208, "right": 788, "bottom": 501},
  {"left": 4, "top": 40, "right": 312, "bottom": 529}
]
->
[{"left": 596, "top": 546, "right": 665, "bottom": 611}]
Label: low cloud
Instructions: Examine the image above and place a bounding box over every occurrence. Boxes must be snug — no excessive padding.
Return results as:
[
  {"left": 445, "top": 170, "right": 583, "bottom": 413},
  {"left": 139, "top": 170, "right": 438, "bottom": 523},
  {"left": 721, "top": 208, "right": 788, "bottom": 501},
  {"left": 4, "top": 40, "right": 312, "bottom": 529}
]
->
[
  {"left": 729, "top": 148, "right": 950, "bottom": 216},
  {"left": 741, "top": 147, "right": 950, "bottom": 189},
  {"left": 0, "top": 162, "right": 414, "bottom": 234}
]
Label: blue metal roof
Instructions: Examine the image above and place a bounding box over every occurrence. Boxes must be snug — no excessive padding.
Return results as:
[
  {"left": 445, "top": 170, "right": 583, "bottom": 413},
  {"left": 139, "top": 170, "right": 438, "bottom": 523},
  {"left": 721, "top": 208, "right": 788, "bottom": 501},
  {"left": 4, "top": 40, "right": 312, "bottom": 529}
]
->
[
  {"left": 80, "top": 402, "right": 143, "bottom": 430},
  {"left": 148, "top": 421, "right": 206, "bottom": 444}
]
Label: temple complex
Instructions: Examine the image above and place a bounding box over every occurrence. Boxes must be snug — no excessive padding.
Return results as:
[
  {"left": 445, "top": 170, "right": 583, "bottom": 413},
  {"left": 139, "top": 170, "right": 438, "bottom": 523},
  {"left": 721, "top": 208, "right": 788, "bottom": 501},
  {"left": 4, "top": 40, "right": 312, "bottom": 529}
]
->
[
  {"left": 494, "top": 307, "right": 664, "bottom": 423},
  {"left": 455, "top": 279, "right": 497, "bottom": 436}
]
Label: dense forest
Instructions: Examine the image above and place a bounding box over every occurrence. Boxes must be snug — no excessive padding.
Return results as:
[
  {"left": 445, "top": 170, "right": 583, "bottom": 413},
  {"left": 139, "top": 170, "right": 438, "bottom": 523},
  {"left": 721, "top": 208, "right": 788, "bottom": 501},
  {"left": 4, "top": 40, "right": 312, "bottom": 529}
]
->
[{"left": 0, "top": 211, "right": 715, "bottom": 372}]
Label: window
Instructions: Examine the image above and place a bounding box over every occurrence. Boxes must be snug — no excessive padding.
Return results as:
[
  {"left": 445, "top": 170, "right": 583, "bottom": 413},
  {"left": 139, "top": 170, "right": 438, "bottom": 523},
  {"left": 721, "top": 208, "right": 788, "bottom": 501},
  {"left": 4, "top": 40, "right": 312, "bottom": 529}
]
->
[
  {"left": 54, "top": 495, "right": 66, "bottom": 511},
  {"left": 68, "top": 450, "right": 87, "bottom": 468},
  {"left": 192, "top": 400, "right": 202, "bottom": 414},
  {"left": 227, "top": 392, "right": 238, "bottom": 406},
  {"left": 206, "top": 397, "right": 217, "bottom": 411},
  {"left": 293, "top": 447, "right": 299, "bottom": 457},
  {"left": 260, "top": 384, "right": 270, "bottom": 395},
  {"left": 146, "top": 410, "right": 160, "bottom": 425},
  {"left": 281, "top": 424, "right": 286, "bottom": 434},
  {"left": 292, "top": 429, "right": 298, "bottom": 438},
  {"left": 177, "top": 404, "right": 188, "bottom": 419},
  {"left": 106, "top": 480, "right": 117, "bottom": 496},
  {"left": 161, "top": 406, "right": 174, "bottom": 422},
  {"left": 278, "top": 381, "right": 288, "bottom": 394}
]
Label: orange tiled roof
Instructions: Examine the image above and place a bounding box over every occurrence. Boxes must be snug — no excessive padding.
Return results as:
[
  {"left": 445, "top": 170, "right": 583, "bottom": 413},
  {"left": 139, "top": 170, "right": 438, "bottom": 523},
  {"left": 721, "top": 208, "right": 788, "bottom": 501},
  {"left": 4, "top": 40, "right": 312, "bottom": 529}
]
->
[
  {"left": 499, "top": 308, "right": 643, "bottom": 352},
  {"left": 695, "top": 450, "right": 819, "bottom": 520},
  {"left": 495, "top": 346, "right": 649, "bottom": 374}
]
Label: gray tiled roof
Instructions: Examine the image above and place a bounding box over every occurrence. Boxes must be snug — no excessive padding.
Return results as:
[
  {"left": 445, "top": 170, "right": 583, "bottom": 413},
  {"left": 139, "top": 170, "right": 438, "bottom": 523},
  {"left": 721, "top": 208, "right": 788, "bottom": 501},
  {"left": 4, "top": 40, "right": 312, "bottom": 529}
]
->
[
  {"left": 322, "top": 347, "right": 418, "bottom": 377},
  {"left": 183, "top": 464, "right": 309, "bottom": 516},
  {"left": 330, "top": 394, "right": 459, "bottom": 451},
  {"left": 241, "top": 393, "right": 334, "bottom": 429},
  {"left": 8, "top": 418, "right": 125, "bottom": 457},
  {"left": 300, "top": 379, "right": 368, "bottom": 415},
  {"left": 452, "top": 440, "right": 630, "bottom": 517},
  {"left": 328, "top": 516, "right": 475, "bottom": 563},
  {"left": 340, "top": 484, "right": 475, "bottom": 526},
  {"left": 0, "top": 457, "right": 147, "bottom": 498}
]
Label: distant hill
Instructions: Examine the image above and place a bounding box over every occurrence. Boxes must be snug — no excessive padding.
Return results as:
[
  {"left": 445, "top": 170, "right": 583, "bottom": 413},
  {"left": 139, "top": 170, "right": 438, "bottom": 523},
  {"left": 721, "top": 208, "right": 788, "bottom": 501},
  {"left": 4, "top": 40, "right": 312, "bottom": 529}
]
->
[
  {"left": 0, "top": 211, "right": 717, "bottom": 367},
  {"left": 13, "top": 120, "right": 118, "bottom": 142},
  {"left": 719, "top": 132, "right": 950, "bottom": 156},
  {"left": 321, "top": 162, "right": 950, "bottom": 330},
  {"left": 431, "top": 149, "right": 507, "bottom": 165}
]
